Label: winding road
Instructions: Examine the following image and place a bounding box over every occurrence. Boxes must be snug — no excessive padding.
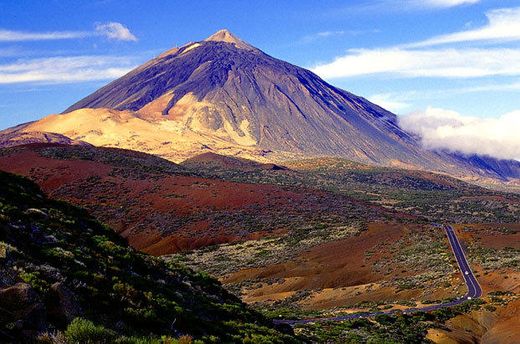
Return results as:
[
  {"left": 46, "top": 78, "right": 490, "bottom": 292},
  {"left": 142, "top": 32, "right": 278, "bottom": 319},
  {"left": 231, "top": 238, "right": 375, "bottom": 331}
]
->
[{"left": 274, "top": 224, "right": 482, "bottom": 326}]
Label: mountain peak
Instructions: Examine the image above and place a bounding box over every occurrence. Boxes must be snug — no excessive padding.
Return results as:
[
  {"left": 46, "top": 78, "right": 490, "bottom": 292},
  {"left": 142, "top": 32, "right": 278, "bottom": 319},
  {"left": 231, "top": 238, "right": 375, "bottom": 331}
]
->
[
  {"left": 204, "top": 29, "right": 254, "bottom": 50},
  {"left": 204, "top": 29, "right": 238, "bottom": 42}
]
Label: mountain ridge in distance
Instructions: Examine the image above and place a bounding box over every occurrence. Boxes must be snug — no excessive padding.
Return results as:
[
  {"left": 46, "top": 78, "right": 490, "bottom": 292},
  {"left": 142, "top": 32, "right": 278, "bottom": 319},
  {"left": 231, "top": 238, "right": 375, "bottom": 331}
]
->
[{"left": 2, "top": 29, "right": 518, "bottom": 185}]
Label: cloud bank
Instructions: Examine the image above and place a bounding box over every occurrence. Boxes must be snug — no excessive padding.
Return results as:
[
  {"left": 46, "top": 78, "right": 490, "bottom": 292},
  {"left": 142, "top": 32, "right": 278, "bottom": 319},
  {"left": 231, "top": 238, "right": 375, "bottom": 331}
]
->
[
  {"left": 0, "top": 56, "right": 135, "bottom": 84},
  {"left": 356, "top": 0, "right": 479, "bottom": 12},
  {"left": 312, "top": 6, "right": 520, "bottom": 79},
  {"left": 0, "top": 30, "right": 88, "bottom": 41},
  {"left": 399, "top": 107, "right": 520, "bottom": 160},
  {"left": 312, "top": 47, "right": 520, "bottom": 79},
  {"left": 0, "top": 22, "right": 137, "bottom": 42},
  {"left": 407, "top": 7, "right": 520, "bottom": 47},
  {"left": 408, "top": 0, "right": 479, "bottom": 9}
]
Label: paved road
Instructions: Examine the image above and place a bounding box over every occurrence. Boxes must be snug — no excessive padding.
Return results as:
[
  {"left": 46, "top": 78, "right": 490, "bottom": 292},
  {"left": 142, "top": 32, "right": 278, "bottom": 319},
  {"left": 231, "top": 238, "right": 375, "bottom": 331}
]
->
[
  {"left": 274, "top": 224, "right": 482, "bottom": 326},
  {"left": 444, "top": 225, "right": 482, "bottom": 300}
]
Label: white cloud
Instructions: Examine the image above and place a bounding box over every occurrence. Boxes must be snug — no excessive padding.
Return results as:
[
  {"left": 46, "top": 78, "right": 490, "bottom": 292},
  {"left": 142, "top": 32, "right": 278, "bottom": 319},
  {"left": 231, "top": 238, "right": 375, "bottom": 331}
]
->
[
  {"left": 408, "top": 7, "right": 520, "bottom": 47},
  {"left": 0, "top": 56, "right": 135, "bottom": 84},
  {"left": 348, "top": 0, "right": 479, "bottom": 12},
  {"left": 312, "top": 6, "right": 520, "bottom": 80},
  {"left": 413, "top": 0, "right": 479, "bottom": 8},
  {"left": 95, "top": 22, "right": 137, "bottom": 42},
  {"left": 0, "top": 22, "right": 137, "bottom": 42},
  {"left": 456, "top": 81, "right": 520, "bottom": 93},
  {"left": 316, "top": 31, "right": 345, "bottom": 38},
  {"left": 368, "top": 93, "right": 411, "bottom": 113},
  {"left": 0, "top": 30, "right": 89, "bottom": 41},
  {"left": 298, "top": 30, "right": 380, "bottom": 45},
  {"left": 399, "top": 107, "right": 520, "bottom": 160},
  {"left": 312, "top": 47, "right": 520, "bottom": 79},
  {"left": 299, "top": 31, "right": 345, "bottom": 44}
]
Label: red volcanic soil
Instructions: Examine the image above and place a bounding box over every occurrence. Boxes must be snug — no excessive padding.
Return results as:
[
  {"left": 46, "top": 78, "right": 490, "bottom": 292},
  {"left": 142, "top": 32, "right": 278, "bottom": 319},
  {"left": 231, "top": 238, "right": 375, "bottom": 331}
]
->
[
  {"left": 223, "top": 223, "right": 403, "bottom": 288},
  {"left": 454, "top": 223, "right": 520, "bottom": 249},
  {"left": 452, "top": 224, "right": 520, "bottom": 298},
  {"left": 0, "top": 144, "right": 397, "bottom": 255},
  {"left": 223, "top": 223, "right": 459, "bottom": 309}
]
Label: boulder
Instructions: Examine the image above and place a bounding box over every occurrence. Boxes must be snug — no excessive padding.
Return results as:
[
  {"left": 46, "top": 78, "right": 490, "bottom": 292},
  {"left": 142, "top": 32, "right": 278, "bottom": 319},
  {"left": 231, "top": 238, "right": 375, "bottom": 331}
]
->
[
  {"left": 0, "top": 283, "right": 47, "bottom": 338},
  {"left": 48, "top": 282, "right": 82, "bottom": 324}
]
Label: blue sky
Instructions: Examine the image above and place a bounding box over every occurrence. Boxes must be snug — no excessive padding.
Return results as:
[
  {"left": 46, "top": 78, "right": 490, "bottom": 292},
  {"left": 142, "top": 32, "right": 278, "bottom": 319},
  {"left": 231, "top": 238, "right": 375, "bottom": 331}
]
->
[{"left": 0, "top": 0, "right": 519, "bottom": 159}]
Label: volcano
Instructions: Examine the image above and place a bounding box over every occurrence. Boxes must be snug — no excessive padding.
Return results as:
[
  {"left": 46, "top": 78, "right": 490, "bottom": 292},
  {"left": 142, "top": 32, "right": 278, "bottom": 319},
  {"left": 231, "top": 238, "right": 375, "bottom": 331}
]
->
[{"left": 3, "top": 29, "right": 519, "bottom": 181}]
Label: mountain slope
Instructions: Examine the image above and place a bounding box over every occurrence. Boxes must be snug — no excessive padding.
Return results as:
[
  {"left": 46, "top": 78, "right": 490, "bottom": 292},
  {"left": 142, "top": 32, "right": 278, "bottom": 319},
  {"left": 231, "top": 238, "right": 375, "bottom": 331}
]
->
[
  {"left": 4, "top": 29, "right": 519, "bottom": 182},
  {"left": 0, "top": 170, "right": 296, "bottom": 342},
  {"left": 449, "top": 152, "right": 520, "bottom": 180},
  {"left": 0, "top": 144, "right": 397, "bottom": 255},
  {"left": 0, "top": 122, "right": 88, "bottom": 148}
]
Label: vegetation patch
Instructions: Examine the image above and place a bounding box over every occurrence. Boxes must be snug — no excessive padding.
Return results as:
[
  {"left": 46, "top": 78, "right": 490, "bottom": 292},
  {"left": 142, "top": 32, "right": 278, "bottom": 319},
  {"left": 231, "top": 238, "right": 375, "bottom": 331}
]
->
[{"left": 0, "top": 171, "right": 297, "bottom": 343}]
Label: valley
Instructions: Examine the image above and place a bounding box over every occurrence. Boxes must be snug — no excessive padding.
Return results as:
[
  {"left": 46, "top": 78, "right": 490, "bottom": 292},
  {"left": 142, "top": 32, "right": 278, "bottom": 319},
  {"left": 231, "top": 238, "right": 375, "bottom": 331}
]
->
[{"left": 1, "top": 142, "right": 519, "bottom": 342}]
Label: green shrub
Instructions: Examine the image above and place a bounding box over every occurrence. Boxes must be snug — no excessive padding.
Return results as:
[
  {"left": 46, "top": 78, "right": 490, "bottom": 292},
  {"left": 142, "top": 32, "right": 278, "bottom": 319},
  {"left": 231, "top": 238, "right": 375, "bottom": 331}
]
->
[
  {"left": 64, "top": 318, "right": 116, "bottom": 344},
  {"left": 114, "top": 335, "right": 177, "bottom": 344},
  {"left": 20, "top": 271, "right": 50, "bottom": 294},
  {"left": 484, "top": 305, "right": 497, "bottom": 312}
]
